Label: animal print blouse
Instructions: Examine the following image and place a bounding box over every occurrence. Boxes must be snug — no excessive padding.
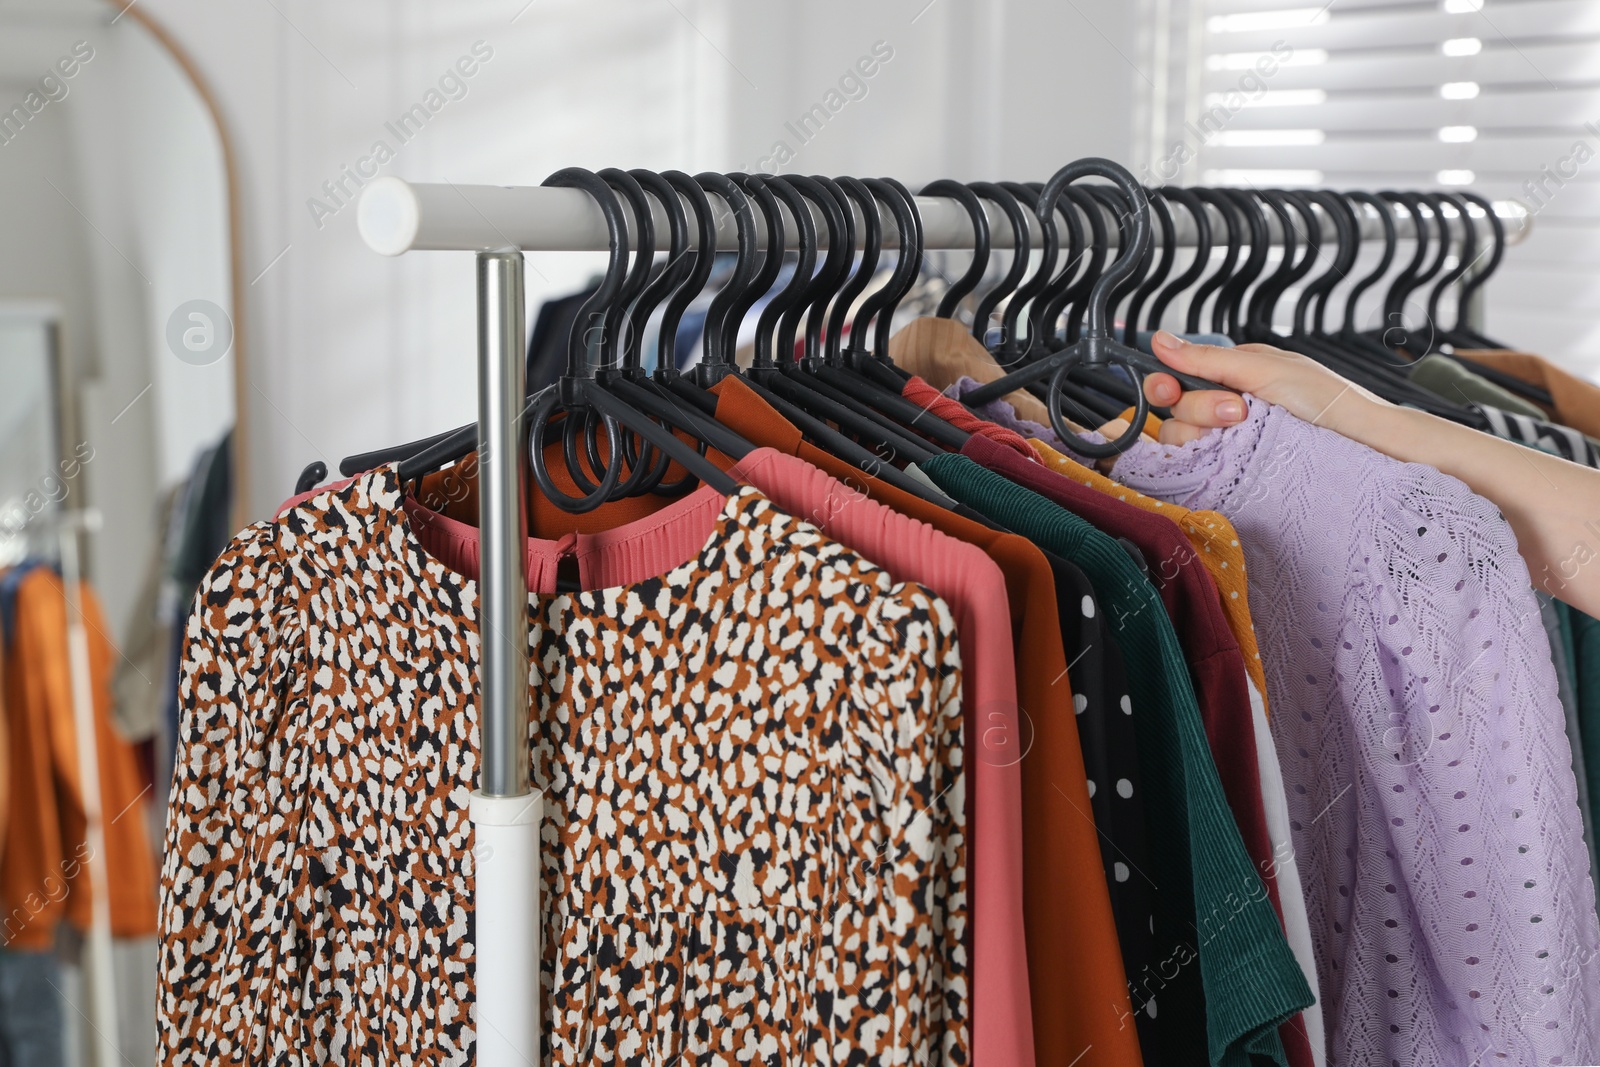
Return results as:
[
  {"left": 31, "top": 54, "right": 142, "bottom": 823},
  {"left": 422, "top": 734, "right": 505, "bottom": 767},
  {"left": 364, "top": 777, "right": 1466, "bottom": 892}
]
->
[{"left": 157, "top": 467, "right": 968, "bottom": 1065}]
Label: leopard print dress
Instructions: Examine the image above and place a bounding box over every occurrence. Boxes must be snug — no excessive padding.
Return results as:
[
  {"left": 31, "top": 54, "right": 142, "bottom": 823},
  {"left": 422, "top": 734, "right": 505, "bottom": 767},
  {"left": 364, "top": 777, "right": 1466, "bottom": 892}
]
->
[{"left": 157, "top": 467, "right": 967, "bottom": 1065}]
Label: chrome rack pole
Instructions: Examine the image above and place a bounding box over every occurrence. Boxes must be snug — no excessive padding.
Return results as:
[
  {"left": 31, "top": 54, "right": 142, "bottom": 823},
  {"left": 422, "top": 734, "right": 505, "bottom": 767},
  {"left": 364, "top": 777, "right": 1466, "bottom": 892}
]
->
[
  {"left": 56, "top": 509, "right": 117, "bottom": 1067},
  {"left": 469, "top": 249, "right": 542, "bottom": 1067}
]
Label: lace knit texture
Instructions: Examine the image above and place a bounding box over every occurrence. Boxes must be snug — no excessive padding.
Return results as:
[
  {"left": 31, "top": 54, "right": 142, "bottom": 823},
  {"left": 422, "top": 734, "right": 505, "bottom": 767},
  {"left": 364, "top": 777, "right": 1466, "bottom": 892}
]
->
[{"left": 1111, "top": 396, "right": 1600, "bottom": 1066}]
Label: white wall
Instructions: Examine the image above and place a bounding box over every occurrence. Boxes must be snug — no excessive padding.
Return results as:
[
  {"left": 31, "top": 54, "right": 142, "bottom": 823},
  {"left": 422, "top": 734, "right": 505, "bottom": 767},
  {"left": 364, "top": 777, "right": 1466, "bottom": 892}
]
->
[
  {"left": 65, "top": 16, "right": 235, "bottom": 643},
  {"left": 124, "top": 0, "right": 1142, "bottom": 521}
]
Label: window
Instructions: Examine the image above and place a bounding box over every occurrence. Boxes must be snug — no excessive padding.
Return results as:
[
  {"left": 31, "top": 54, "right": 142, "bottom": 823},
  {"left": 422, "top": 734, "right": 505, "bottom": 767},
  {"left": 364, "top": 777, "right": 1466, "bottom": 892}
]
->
[{"left": 1140, "top": 0, "right": 1600, "bottom": 371}]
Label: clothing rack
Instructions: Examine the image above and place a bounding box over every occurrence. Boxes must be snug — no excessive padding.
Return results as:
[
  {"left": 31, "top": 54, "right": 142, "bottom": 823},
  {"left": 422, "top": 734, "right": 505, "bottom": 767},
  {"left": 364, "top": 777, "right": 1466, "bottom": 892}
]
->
[{"left": 354, "top": 172, "right": 1531, "bottom": 1067}]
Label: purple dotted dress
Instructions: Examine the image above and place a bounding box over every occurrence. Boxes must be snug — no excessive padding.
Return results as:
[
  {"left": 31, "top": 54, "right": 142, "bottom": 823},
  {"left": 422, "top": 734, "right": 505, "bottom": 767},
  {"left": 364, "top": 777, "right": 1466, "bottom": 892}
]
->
[{"left": 1110, "top": 396, "right": 1600, "bottom": 1066}]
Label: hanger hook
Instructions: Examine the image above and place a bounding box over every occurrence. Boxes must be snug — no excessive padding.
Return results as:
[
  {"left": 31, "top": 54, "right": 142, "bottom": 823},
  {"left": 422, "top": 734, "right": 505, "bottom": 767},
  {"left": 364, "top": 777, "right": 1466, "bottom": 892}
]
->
[
  {"left": 1035, "top": 157, "right": 1151, "bottom": 343},
  {"left": 530, "top": 167, "right": 629, "bottom": 512},
  {"left": 824, "top": 176, "right": 883, "bottom": 365},
  {"left": 691, "top": 171, "right": 759, "bottom": 381},
  {"left": 920, "top": 179, "right": 991, "bottom": 319}
]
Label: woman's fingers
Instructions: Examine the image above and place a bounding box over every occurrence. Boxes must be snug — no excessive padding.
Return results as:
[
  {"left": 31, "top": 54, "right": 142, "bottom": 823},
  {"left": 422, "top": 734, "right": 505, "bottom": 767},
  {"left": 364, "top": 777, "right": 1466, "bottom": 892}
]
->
[
  {"left": 1145, "top": 372, "right": 1183, "bottom": 407},
  {"left": 1165, "top": 389, "right": 1249, "bottom": 429},
  {"left": 1156, "top": 418, "right": 1214, "bottom": 447}
]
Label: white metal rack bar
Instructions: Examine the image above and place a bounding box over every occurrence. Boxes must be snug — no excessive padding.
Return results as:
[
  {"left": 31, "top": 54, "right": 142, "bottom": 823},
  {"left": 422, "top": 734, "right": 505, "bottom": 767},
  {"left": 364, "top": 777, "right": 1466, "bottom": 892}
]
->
[
  {"left": 354, "top": 172, "right": 1531, "bottom": 1067},
  {"left": 358, "top": 174, "right": 1531, "bottom": 256}
]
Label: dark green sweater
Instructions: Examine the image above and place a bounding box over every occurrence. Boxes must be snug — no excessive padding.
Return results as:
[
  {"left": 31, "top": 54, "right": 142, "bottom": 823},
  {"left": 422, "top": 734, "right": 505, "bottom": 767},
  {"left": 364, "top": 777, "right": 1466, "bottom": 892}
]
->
[{"left": 922, "top": 452, "right": 1312, "bottom": 1067}]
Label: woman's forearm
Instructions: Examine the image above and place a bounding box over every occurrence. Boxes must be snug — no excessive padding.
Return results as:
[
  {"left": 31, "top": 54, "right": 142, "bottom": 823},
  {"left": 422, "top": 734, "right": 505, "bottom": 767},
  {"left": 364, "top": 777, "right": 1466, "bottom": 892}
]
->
[{"left": 1337, "top": 396, "right": 1600, "bottom": 616}]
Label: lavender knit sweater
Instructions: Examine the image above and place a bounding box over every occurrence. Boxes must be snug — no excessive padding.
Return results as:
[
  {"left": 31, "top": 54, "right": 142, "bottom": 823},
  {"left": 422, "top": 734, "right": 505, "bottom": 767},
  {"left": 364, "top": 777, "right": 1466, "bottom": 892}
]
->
[{"left": 1109, "top": 396, "right": 1600, "bottom": 1066}]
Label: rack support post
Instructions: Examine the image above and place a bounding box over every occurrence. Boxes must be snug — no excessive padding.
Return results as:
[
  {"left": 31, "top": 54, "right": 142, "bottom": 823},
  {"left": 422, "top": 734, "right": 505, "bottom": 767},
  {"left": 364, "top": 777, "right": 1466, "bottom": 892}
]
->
[{"left": 470, "top": 249, "right": 542, "bottom": 1067}]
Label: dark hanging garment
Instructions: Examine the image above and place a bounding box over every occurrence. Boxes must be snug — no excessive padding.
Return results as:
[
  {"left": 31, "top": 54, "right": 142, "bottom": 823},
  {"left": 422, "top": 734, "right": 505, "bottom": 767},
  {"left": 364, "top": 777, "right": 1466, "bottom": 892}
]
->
[{"left": 526, "top": 281, "right": 601, "bottom": 391}]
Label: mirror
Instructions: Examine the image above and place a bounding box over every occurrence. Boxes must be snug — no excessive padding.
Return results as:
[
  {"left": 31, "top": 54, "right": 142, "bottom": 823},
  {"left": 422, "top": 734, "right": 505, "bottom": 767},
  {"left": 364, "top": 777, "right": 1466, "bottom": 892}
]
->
[{"left": 0, "top": 2, "right": 239, "bottom": 1064}]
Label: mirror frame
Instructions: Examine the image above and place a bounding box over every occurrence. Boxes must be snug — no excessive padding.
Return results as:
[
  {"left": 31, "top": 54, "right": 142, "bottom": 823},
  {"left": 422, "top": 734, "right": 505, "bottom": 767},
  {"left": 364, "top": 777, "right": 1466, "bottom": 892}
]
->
[{"left": 110, "top": 1, "right": 249, "bottom": 530}]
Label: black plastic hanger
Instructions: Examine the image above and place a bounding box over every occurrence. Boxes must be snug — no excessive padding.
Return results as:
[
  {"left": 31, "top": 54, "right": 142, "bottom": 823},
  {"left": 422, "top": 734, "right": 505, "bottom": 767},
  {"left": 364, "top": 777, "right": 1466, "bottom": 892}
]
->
[
  {"left": 1338, "top": 191, "right": 1398, "bottom": 338},
  {"left": 1385, "top": 193, "right": 1452, "bottom": 357},
  {"left": 1186, "top": 188, "right": 1242, "bottom": 335},
  {"left": 1448, "top": 191, "right": 1510, "bottom": 349},
  {"left": 685, "top": 172, "right": 759, "bottom": 384},
  {"left": 745, "top": 175, "right": 939, "bottom": 463},
  {"left": 782, "top": 174, "right": 854, "bottom": 364},
  {"left": 623, "top": 168, "right": 695, "bottom": 373},
  {"left": 523, "top": 168, "right": 739, "bottom": 512},
  {"left": 680, "top": 173, "right": 950, "bottom": 499},
  {"left": 1265, "top": 188, "right": 1484, "bottom": 423},
  {"left": 1121, "top": 188, "right": 1176, "bottom": 344},
  {"left": 573, "top": 167, "right": 667, "bottom": 497},
  {"left": 796, "top": 176, "right": 970, "bottom": 449},
  {"left": 294, "top": 460, "right": 327, "bottom": 494},
  {"left": 920, "top": 179, "right": 991, "bottom": 319},
  {"left": 1242, "top": 190, "right": 1315, "bottom": 338},
  {"left": 1372, "top": 191, "right": 1431, "bottom": 351},
  {"left": 860, "top": 177, "right": 927, "bottom": 371},
  {"left": 610, "top": 168, "right": 756, "bottom": 493},
  {"left": 1143, "top": 186, "right": 1211, "bottom": 334},
  {"left": 967, "top": 181, "right": 1032, "bottom": 352},
  {"left": 1028, "top": 182, "right": 1088, "bottom": 351},
  {"left": 1422, "top": 192, "right": 1478, "bottom": 354},
  {"left": 995, "top": 181, "right": 1057, "bottom": 362},
  {"left": 1293, "top": 190, "right": 1359, "bottom": 337},
  {"left": 1214, "top": 189, "right": 1271, "bottom": 339},
  {"left": 958, "top": 158, "right": 1216, "bottom": 457},
  {"left": 653, "top": 170, "right": 720, "bottom": 392},
  {"left": 1085, "top": 184, "right": 1153, "bottom": 346},
  {"left": 1048, "top": 185, "right": 1111, "bottom": 345},
  {"left": 824, "top": 175, "right": 884, "bottom": 365}
]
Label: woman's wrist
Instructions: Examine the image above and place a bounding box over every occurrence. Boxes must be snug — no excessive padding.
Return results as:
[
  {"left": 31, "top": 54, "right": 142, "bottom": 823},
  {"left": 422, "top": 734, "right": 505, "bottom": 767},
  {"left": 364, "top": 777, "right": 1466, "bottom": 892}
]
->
[
  {"left": 1297, "top": 372, "right": 1395, "bottom": 444},
  {"left": 1335, "top": 392, "right": 1440, "bottom": 469}
]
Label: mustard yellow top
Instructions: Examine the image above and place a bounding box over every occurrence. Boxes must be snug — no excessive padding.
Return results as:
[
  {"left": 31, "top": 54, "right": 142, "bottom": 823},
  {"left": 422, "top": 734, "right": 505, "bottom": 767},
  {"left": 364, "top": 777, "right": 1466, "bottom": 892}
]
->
[{"left": 1030, "top": 438, "right": 1272, "bottom": 713}]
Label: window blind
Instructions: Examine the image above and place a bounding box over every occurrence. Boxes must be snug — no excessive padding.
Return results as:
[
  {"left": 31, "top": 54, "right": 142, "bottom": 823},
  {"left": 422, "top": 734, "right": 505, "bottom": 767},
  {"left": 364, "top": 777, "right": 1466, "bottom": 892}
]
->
[{"left": 1183, "top": 0, "right": 1600, "bottom": 369}]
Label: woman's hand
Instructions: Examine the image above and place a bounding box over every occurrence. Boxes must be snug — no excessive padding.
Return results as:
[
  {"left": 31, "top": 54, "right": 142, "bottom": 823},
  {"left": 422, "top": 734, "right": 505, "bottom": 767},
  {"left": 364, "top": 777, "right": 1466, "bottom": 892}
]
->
[
  {"left": 1143, "top": 331, "right": 1391, "bottom": 446},
  {"left": 1140, "top": 331, "right": 1600, "bottom": 619}
]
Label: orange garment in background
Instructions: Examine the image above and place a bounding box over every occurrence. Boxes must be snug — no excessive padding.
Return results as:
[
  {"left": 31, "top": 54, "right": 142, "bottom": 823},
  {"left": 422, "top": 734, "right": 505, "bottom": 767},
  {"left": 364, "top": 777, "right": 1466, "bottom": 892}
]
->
[
  {"left": 1029, "top": 439, "right": 1272, "bottom": 710},
  {"left": 0, "top": 661, "right": 9, "bottom": 862},
  {"left": 0, "top": 569, "right": 157, "bottom": 949},
  {"left": 1457, "top": 349, "right": 1600, "bottom": 440}
]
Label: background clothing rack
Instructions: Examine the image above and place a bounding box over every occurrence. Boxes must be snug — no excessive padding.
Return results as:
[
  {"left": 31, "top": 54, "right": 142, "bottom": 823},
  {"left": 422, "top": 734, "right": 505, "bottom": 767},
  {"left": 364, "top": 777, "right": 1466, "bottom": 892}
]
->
[
  {"left": 3, "top": 508, "right": 119, "bottom": 1067},
  {"left": 352, "top": 173, "right": 1533, "bottom": 1067}
]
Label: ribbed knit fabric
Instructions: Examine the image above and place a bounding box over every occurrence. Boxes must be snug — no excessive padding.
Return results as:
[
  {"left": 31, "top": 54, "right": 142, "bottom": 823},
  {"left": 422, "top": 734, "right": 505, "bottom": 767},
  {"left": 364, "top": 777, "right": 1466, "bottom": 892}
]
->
[
  {"left": 922, "top": 452, "right": 1312, "bottom": 1067},
  {"left": 709, "top": 380, "right": 1143, "bottom": 1067},
  {"left": 1110, "top": 396, "right": 1600, "bottom": 1066},
  {"left": 901, "top": 374, "right": 1043, "bottom": 460}
]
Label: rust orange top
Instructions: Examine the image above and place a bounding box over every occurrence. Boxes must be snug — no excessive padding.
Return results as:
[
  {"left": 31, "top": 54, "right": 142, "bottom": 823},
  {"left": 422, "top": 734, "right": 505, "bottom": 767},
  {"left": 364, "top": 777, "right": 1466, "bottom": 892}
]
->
[{"left": 1, "top": 567, "right": 157, "bottom": 948}]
